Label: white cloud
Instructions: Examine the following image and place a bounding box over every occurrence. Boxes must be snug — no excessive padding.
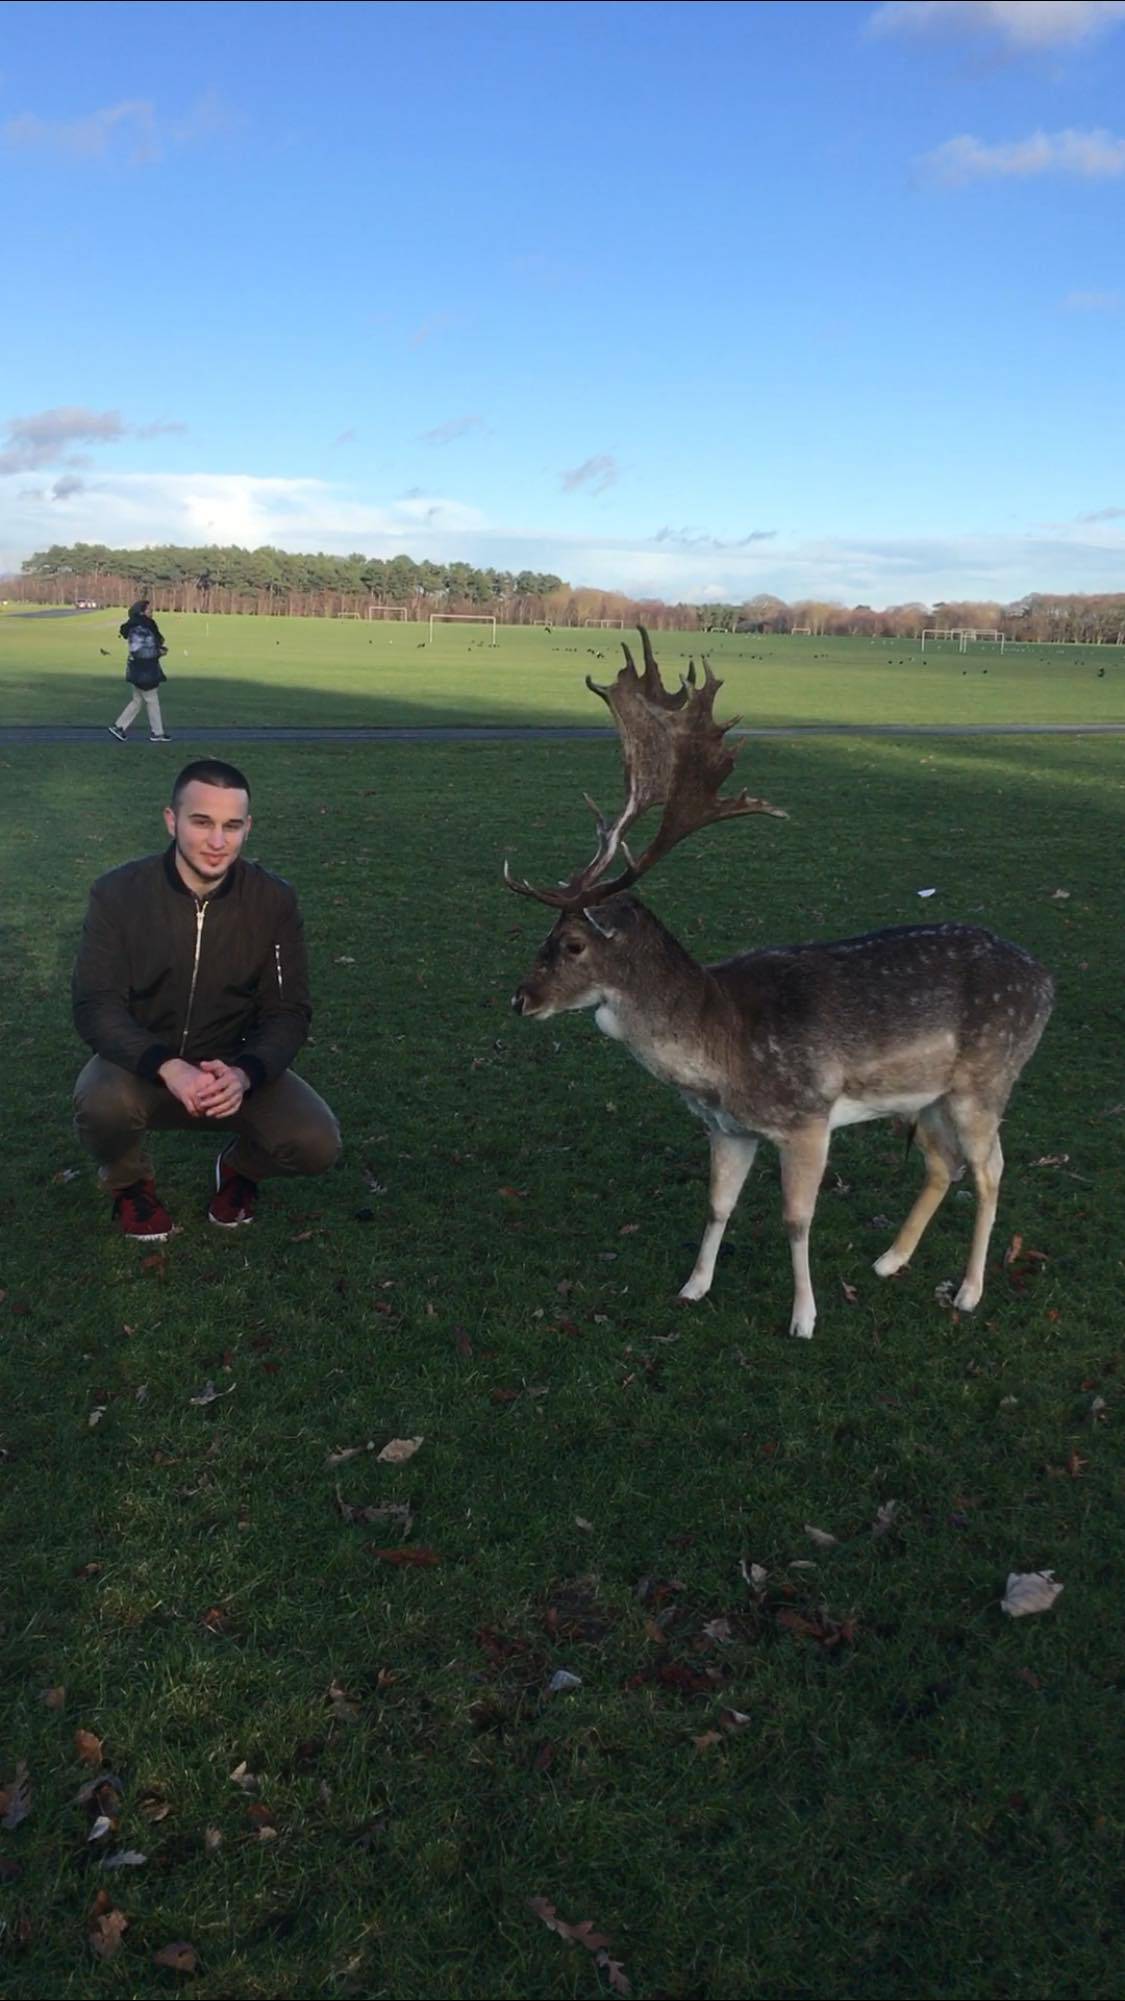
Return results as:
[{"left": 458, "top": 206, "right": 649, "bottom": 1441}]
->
[
  {"left": 919, "top": 127, "right": 1125, "bottom": 185},
  {"left": 871, "top": 2, "right": 1125, "bottom": 51},
  {"left": 420, "top": 415, "right": 484, "bottom": 445},
  {"left": 1061, "top": 288, "right": 1120, "bottom": 310},
  {"left": 655, "top": 525, "right": 777, "bottom": 551},
  {"left": 3, "top": 468, "right": 1125, "bottom": 606},
  {"left": 561, "top": 454, "right": 619, "bottom": 495},
  {"left": 2, "top": 90, "right": 233, "bottom": 167},
  {"left": 0, "top": 406, "right": 185, "bottom": 475}
]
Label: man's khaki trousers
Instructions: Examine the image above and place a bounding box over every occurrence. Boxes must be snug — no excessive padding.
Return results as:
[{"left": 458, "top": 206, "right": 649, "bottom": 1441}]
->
[{"left": 74, "top": 1056, "right": 341, "bottom": 1192}]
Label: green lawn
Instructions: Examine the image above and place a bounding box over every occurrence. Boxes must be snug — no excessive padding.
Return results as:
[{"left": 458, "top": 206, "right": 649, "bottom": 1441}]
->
[
  {"left": 2, "top": 609, "right": 1124, "bottom": 729},
  {"left": 1, "top": 729, "right": 1122, "bottom": 1998}
]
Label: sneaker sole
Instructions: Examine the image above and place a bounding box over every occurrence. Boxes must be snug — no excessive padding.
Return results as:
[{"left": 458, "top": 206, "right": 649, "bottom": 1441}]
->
[
  {"left": 119, "top": 1228, "right": 172, "bottom": 1243},
  {"left": 207, "top": 1209, "right": 254, "bottom": 1229}
]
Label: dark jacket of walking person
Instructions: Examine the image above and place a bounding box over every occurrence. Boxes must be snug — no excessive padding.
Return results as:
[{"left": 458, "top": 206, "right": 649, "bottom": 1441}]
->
[
  {"left": 108, "top": 597, "right": 171, "bottom": 742},
  {"left": 71, "top": 757, "right": 341, "bottom": 1241}
]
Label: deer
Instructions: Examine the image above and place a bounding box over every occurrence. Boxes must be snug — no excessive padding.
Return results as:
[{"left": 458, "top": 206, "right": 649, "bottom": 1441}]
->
[{"left": 506, "top": 628, "right": 1054, "bottom": 1339}]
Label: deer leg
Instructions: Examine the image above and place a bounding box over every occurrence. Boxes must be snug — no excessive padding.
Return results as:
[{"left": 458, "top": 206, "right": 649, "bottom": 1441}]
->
[
  {"left": 874, "top": 1101, "right": 963, "bottom": 1278},
  {"left": 779, "top": 1123, "right": 830, "bottom": 1339},
  {"left": 678, "top": 1133, "right": 758, "bottom": 1302},
  {"left": 947, "top": 1103, "right": 1004, "bottom": 1311}
]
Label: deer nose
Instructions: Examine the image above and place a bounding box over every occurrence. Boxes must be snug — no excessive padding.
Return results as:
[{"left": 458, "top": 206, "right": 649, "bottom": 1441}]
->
[{"left": 511, "top": 989, "right": 527, "bottom": 1014}]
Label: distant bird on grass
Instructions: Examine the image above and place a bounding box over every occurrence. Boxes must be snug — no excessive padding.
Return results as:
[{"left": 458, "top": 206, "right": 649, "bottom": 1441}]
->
[{"left": 99, "top": 647, "right": 111, "bottom": 656}]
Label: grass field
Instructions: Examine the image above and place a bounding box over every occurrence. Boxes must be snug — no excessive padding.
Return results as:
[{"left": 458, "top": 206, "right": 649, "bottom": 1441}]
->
[
  {"left": 1, "top": 719, "right": 1123, "bottom": 1998},
  {"left": 2, "top": 608, "right": 1125, "bottom": 730}
]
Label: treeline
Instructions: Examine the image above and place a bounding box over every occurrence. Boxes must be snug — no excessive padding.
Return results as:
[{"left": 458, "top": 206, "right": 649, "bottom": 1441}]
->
[{"left": 7, "top": 545, "right": 1125, "bottom": 642}]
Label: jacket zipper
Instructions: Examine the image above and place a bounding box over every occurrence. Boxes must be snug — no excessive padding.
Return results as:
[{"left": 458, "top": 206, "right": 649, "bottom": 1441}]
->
[
  {"left": 179, "top": 900, "right": 209, "bottom": 1055},
  {"left": 274, "top": 943, "right": 284, "bottom": 998}
]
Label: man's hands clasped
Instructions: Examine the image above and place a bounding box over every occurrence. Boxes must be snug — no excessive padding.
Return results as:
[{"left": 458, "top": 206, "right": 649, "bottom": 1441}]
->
[{"left": 158, "top": 1057, "right": 252, "bottom": 1117}]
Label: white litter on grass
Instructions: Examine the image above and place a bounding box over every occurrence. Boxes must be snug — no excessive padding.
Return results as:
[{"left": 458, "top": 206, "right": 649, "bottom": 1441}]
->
[
  {"left": 740, "top": 1559, "right": 768, "bottom": 1593},
  {"left": 547, "top": 1669, "right": 582, "bottom": 1694},
  {"left": 871, "top": 1500, "right": 899, "bottom": 1538},
  {"left": 1001, "top": 1570, "right": 1064, "bottom": 1618},
  {"left": 917, "top": 887, "right": 937, "bottom": 898},
  {"left": 101, "top": 1849, "right": 146, "bottom": 1869}
]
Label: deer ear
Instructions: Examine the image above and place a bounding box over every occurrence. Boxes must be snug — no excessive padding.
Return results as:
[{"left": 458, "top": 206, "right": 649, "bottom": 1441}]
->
[{"left": 583, "top": 898, "right": 636, "bottom": 939}]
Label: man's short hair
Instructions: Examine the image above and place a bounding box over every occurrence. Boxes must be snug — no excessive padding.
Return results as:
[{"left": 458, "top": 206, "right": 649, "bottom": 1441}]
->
[{"left": 171, "top": 760, "right": 252, "bottom": 809}]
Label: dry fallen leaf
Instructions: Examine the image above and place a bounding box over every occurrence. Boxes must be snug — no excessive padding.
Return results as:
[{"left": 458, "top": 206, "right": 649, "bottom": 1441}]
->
[
  {"left": 692, "top": 1730, "right": 723, "bottom": 1753},
  {"left": 75, "top": 1728, "right": 105, "bottom": 1767},
  {"left": 840, "top": 1278, "right": 858, "bottom": 1304},
  {"left": 376, "top": 1435, "right": 423, "bottom": 1464},
  {"left": 228, "top": 1760, "right": 260, "bottom": 1793},
  {"left": 326, "top": 1440, "right": 374, "bottom": 1467},
  {"left": 39, "top": 1686, "right": 65, "bottom": 1710},
  {"left": 804, "top": 1523, "right": 840, "bottom": 1549},
  {"left": 719, "top": 1707, "right": 752, "bottom": 1731},
  {"left": 527, "top": 1897, "right": 611, "bottom": 1952},
  {"left": 368, "top": 1545, "right": 441, "bottom": 1566},
  {"left": 0, "top": 1760, "right": 32, "bottom": 1830},
  {"left": 152, "top": 1941, "right": 199, "bottom": 1974},
  {"left": 1001, "top": 1570, "right": 1064, "bottom": 1617},
  {"left": 203, "top": 1825, "right": 223, "bottom": 1854},
  {"left": 871, "top": 1500, "right": 900, "bottom": 1538},
  {"left": 527, "top": 1898, "right": 632, "bottom": 1995},
  {"left": 101, "top": 1849, "right": 146, "bottom": 1869},
  {"left": 88, "top": 1893, "right": 128, "bottom": 1960},
  {"left": 701, "top": 1617, "right": 733, "bottom": 1644},
  {"left": 188, "top": 1379, "right": 235, "bottom": 1406},
  {"left": 327, "top": 1679, "right": 361, "bottom": 1723},
  {"left": 335, "top": 1488, "right": 413, "bottom": 1531}
]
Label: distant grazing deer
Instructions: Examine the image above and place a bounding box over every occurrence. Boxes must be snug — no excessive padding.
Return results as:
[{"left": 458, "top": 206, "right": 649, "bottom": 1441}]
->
[{"left": 507, "top": 629, "right": 1053, "bottom": 1338}]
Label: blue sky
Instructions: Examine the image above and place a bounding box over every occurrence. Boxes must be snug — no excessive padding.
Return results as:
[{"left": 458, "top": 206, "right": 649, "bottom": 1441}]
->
[{"left": 2, "top": 0, "right": 1125, "bottom": 605}]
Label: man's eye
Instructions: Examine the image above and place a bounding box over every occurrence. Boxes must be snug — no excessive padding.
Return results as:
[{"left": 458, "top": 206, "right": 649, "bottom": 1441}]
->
[{"left": 564, "top": 940, "right": 585, "bottom": 957}]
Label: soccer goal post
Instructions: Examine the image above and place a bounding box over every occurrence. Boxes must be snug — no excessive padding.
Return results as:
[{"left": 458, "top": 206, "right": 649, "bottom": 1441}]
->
[
  {"left": 922, "top": 627, "right": 1005, "bottom": 655},
  {"left": 790, "top": 626, "right": 812, "bottom": 636},
  {"left": 582, "top": 616, "right": 625, "bottom": 628},
  {"left": 365, "top": 604, "right": 408, "bottom": 620},
  {"left": 428, "top": 613, "right": 498, "bottom": 645}
]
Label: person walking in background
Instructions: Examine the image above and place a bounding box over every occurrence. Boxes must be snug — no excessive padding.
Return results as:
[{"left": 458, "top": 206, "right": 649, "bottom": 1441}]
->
[
  {"left": 72, "top": 758, "right": 342, "bottom": 1240},
  {"left": 108, "top": 597, "right": 171, "bottom": 742}
]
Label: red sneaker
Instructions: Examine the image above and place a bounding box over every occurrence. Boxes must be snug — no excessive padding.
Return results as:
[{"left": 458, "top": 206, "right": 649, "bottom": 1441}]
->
[
  {"left": 112, "top": 1178, "right": 174, "bottom": 1242},
  {"left": 208, "top": 1148, "right": 258, "bottom": 1228}
]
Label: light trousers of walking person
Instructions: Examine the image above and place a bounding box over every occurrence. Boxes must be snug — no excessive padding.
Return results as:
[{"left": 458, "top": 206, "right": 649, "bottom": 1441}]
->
[{"left": 114, "top": 685, "right": 166, "bottom": 736}]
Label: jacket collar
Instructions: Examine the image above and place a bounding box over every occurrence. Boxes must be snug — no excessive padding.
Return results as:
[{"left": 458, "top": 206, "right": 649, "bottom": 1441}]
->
[{"left": 163, "top": 842, "right": 240, "bottom": 901}]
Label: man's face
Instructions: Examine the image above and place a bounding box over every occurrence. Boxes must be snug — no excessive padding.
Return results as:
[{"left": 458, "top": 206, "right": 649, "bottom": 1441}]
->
[{"left": 163, "top": 781, "right": 252, "bottom": 886}]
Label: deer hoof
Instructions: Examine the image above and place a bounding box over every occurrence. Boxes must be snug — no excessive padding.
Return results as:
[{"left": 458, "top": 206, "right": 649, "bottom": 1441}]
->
[
  {"left": 789, "top": 1312, "right": 816, "bottom": 1340},
  {"left": 677, "top": 1279, "right": 709, "bottom": 1304},
  {"left": 874, "top": 1248, "right": 908, "bottom": 1278},
  {"left": 954, "top": 1278, "right": 982, "bottom": 1312}
]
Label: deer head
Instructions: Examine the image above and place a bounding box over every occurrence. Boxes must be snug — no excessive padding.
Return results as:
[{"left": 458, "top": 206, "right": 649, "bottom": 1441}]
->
[{"left": 507, "top": 628, "right": 785, "bottom": 1016}]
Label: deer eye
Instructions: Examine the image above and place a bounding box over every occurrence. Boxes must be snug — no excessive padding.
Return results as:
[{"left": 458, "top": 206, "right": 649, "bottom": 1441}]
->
[{"left": 564, "top": 939, "right": 586, "bottom": 957}]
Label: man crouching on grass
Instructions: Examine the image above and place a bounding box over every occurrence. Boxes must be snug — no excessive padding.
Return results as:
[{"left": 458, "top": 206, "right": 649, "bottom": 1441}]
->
[{"left": 72, "top": 758, "right": 341, "bottom": 1241}]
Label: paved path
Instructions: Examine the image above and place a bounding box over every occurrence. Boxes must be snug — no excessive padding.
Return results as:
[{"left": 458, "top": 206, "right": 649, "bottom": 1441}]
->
[{"left": 2, "top": 721, "right": 1123, "bottom": 745}]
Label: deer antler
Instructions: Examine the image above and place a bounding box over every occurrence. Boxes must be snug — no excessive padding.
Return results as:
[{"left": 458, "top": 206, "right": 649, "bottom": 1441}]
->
[{"left": 504, "top": 626, "right": 786, "bottom": 909}]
